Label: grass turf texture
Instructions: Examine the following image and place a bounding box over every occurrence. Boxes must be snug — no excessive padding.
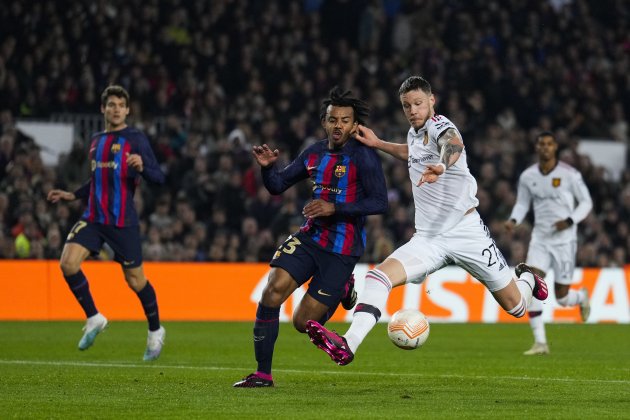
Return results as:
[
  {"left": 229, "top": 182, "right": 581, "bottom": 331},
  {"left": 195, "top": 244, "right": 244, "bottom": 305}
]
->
[{"left": 0, "top": 322, "right": 628, "bottom": 419}]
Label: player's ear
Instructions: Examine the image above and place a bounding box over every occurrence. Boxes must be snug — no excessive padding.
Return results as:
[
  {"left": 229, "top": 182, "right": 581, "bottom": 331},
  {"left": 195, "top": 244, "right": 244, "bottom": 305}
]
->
[{"left": 350, "top": 121, "right": 358, "bottom": 135}]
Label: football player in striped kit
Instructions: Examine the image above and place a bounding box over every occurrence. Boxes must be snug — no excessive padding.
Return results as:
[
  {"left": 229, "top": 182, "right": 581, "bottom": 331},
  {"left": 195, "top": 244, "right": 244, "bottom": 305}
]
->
[
  {"left": 306, "top": 76, "right": 549, "bottom": 366},
  {"left": 47, "top": 85, "right": 166, "bottom": 361},
  {"left": 234, "top": 87, "right": 388, "bottom": 387},
  {"left": 505, "top": 131, "right": 593, "bottom": 355}
]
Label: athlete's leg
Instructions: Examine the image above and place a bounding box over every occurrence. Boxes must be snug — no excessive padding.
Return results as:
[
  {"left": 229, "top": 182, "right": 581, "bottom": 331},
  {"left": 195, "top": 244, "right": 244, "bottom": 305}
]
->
[
  {"left": 255, "top": 267, "right": 300, "bottom": 376},
  {"left": 553, "top": 241, "right": 589, "bottom": 320},
  {"left": 122, "top": 266, "right": 159, "bottom": 328},
  {"left": 526, "top": 267, "right": 548, "bottom": 349},
  {"left": 344, "top": 258, "right": 406, "bottom": 352},
  {"left": 60, "top": 233, "right": 107, "bottom": 350},
  {"left": 448, "top": 212, "right": 547, "bottom": 318},
  {"left": 60, "top": 242, "right": 96, "bottom": 316},
  {"left": 521, "top": 240, "right": 552, "bottom": 351}
]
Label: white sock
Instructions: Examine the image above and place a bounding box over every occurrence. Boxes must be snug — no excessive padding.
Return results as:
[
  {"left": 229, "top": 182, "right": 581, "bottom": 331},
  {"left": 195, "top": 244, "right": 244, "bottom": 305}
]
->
[
  {"left": 526, "top": 297, "right": 546, "bottom": 343},
  {"left": 345, "top": 269, "right": 392, "bottom": 353},
  {"left": 515, "top": 272, "right": 534, "bottom": 308},
  {"left": 529, "top": 313, "right": 547, "bottom": 344}
]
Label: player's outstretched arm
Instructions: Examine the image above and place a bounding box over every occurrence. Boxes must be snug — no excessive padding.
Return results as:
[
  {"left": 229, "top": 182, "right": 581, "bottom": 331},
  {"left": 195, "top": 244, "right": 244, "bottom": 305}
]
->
[
  {"left": 355, "top": 124, "right": 408, "bottom": 162},
  {"left": 47, "top": 189, "right": 75, "bottom": 203},
  {"left": 252, "top": 144, "right": 280, "bottom": 168}
]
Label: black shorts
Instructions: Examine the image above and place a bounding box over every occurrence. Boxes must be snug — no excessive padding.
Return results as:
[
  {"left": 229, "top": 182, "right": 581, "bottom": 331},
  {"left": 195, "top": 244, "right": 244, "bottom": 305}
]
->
[
  {"left": 270, "top": 232, "right": 359, "bottom": 307},
  {"left": 66, "top": 220, "right": 143, "bottom": 268}
]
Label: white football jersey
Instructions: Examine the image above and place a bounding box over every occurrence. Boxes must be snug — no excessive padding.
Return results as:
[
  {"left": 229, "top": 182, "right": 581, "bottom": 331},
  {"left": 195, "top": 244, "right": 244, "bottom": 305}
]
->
[
  {"left": 509, "top": 161, "right": 593, "bottom": 244},
  {"left": 407, "top": 115, "right": 479, "bottom": 235}
]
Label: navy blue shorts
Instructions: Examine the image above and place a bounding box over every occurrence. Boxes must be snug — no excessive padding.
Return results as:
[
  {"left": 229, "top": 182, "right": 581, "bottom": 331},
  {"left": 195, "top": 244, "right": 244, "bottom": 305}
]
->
[
  {"left": 270, "top": 232, "right": 359, "bottom": 307},
  {"left": 66, "top": 220, "right": 143, "bottom": 268}
]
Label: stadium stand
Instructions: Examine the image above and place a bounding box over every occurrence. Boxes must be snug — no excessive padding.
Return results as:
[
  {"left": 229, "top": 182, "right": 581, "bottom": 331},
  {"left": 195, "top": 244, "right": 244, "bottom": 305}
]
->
[{"left": 0, "top": 0, "right": 628, "bottom": 266}]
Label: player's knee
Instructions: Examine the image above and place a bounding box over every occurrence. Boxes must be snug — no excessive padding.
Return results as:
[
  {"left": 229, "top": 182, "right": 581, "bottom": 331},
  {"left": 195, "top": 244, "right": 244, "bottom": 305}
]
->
[
  {"left": 123, "top": 274, "right": 146, "bottom": 293},
  {"left": 261, "top": 283, "right": 285, "bottom": 306},
  {"left": 59, "top": 259, "right": 80, "bottom": 276}
]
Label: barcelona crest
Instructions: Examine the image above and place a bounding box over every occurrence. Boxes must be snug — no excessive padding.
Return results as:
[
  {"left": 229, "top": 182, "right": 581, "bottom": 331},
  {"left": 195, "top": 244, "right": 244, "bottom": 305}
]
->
[
  {"left": 335, "top": 165, "right": 346, "bottom": 178},
  {"left": 552, "top": 178, "right": 561, "bottom": 187},
  {"left": 111, "top": 143, "right": 121, "bottom": 153}
]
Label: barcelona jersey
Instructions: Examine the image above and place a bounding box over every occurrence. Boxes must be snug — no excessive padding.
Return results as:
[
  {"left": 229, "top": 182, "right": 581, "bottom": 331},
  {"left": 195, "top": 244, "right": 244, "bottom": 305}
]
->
[
  {"left": 74, "top": 127, "right": 165, "bottom": 227},
  {"left": 262, "top": 138, "right": 387, "bottom": 257}
]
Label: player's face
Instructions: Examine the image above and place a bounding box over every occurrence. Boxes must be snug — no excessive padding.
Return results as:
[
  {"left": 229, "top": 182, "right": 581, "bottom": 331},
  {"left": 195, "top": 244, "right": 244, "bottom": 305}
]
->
[
  {"left": 101, "top": 95, "right": 129, "bottom": 130},
  {"left": 536, "top": 135, "right": 558, "bottom": 162},
  {"left": 323, "top": 105, "right": 358, "bottom": 149},
  {"left": 400, "top": 89, "right": 435, "bottom": 130}
]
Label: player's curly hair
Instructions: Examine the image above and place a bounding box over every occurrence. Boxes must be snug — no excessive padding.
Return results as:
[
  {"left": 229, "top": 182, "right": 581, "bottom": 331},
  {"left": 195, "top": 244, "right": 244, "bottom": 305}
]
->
[{"left": 320, "top": 86, "right": 370, "bottom": 125}]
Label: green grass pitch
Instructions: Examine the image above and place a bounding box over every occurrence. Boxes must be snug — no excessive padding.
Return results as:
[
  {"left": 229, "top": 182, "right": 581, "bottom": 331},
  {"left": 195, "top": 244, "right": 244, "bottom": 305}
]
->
[{"left": 0, "top": 321, "right": 628, "bottom": 419}]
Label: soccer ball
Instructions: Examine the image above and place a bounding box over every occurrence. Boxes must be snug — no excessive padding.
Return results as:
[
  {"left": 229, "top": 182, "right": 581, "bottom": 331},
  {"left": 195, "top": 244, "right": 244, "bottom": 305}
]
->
[{"left": 387, "top": 309, "right": 430, "bottom": 350}]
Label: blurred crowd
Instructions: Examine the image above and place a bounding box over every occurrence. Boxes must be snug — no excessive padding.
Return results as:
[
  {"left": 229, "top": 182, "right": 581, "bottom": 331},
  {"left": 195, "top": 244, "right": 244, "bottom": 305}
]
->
[{"left": 0, "top": 0, "right": 629, "bottom": 266}]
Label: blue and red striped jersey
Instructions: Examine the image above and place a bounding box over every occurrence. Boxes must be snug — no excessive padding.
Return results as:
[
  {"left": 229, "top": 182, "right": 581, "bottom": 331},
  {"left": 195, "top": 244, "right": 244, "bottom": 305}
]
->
[
  {"left": 74, "top": 127, "right": 165, "bottom": 227},
  {"left": 262, "top": 138, "right": 387, "bottom": 257}
]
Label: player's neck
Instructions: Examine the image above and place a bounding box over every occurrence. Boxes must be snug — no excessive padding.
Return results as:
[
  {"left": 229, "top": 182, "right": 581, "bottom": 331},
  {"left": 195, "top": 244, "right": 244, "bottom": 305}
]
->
[
  {"left": 105, "top": 122, "right": 128, "bottom": 132},
  {"left": 538, "top": 159, "right": 557, "bottom": 175}
]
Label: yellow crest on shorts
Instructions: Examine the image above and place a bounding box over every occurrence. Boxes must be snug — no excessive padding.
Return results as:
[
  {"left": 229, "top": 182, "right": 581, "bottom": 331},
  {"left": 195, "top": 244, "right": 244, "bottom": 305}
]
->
[
  {"left": 111, "top": 143, "right": 121, "bottom": 153},
  {"left": 335, "top": 165, "right": 346, "bottom": 178},
  {"left": 552, "top": 178, "right": 561, "bottom": 188}
]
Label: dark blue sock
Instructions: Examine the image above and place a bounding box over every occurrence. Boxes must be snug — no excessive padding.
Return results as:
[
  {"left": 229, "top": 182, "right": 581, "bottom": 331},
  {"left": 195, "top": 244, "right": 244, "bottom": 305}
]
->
[
  {"left": 136, "top": 281, "right": 160, "bottom": 331},
  {"left": 64, "top": 271, "right": 97, "bottom": 318},
  {"left": 318, "top": 301, "right": 340, "bottom": 325},
  {"left": 254, "top": 304, "right": 280, "bottom": 375}
]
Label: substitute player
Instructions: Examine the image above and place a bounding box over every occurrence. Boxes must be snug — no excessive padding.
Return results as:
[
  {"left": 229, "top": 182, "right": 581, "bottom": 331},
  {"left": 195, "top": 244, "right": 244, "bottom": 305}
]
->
[
  {"left": 233, "top": 87, "right": 388, "bottom": 387},
  {"left": 505, "top": 131, "right": 593, "bottom": 355},
  {"left": 47, "top": 85, "right": 166, "bottom": 361},
  {"left": 306, "top": 76, "right": 549, "bottom": 366}
]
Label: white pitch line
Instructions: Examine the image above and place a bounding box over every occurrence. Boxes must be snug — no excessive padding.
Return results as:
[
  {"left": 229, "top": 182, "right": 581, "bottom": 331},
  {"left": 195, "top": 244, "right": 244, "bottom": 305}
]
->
[{"left": 0, "top": 359, "right": 628, "bottom": 385}]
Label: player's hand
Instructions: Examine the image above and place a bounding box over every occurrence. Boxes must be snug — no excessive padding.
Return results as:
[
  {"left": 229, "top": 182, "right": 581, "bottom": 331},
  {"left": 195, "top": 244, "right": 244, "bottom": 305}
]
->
[
  {"left": 554, "top": 219, "right": 571, "bottom": 231},
  {"left": 355, "top": 125, "right": 381, "bottom": 148},
  {"left": 126, "top": 153, "right": 144, "bottom": 172},
  {"left": 302, "top": 199, "right": 335, "bottom": 218},
  {"left": 504, "top": 219, "right": 516, "bottom": 233},
  {"left": 418, "top": 164, "right": 445, "bottom": 186},
  {"left": 252, "top": 144, "right": 280, "bottom": 168},
  {"left": 47, "top": 189, "right": 75, "bottom": 203}
]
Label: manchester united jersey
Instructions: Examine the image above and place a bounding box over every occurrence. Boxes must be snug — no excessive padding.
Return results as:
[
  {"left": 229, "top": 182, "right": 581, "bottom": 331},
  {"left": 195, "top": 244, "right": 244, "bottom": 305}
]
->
[{"left": 509, "top": 161, "right": 592, "bottom": 244}]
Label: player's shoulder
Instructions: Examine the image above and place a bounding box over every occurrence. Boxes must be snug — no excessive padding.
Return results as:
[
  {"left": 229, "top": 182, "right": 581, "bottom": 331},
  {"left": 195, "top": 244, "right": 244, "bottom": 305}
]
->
[
  {"left": 519, "top": 163, "right": 540, "bottom": 181},
  {"left": 350, "top": 138, "right": 380, "bottom": 160},
  {"left": 301, "top": 139, "right": 326, "bottom": 154},
  {"left": 121, "top": 126, "right": 149, "bottom": 141},
  {"left": 427, "top": 114, "right": 457, "bottom": 140},
  {"left": 427, "top": 114, "right": 455, "bottom": 129},
  {"left": 556, "top": 161, "right": 580, "bottom": 175}
]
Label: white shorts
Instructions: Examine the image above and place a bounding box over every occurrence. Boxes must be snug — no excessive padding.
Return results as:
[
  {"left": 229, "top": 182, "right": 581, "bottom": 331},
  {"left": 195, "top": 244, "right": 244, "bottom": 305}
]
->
[
  {"left": 526, "top": 239, "right": 576, "bottom": 285},
  {"left": 387, "top": 211, "right": 513, "bottom": 292}
]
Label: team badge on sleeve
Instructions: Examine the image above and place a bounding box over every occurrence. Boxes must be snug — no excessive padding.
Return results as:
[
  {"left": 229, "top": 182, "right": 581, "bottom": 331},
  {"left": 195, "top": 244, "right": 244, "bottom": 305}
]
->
[
  {"left": 335, "top": 165, "right": 347, "bottom": 178},
  {"left": 552, "top": 178, "right": 561, "bottom": 187}
]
